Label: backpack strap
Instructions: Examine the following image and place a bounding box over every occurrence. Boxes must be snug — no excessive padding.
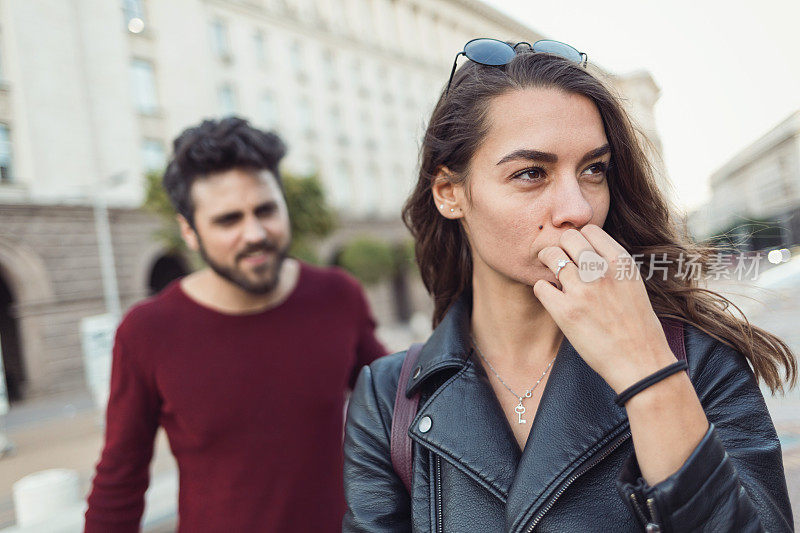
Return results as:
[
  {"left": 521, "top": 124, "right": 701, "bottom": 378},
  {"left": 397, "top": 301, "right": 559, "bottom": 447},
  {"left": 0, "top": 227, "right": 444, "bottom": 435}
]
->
[
  {"left": 390, "top": 343, "right": 423, "bottom": 495},
  {"left": 389, "top": 319, "right": 685, "bottom": 495},
  {"left": 659, "top": 317, "right": 687, "bottom": 363}
]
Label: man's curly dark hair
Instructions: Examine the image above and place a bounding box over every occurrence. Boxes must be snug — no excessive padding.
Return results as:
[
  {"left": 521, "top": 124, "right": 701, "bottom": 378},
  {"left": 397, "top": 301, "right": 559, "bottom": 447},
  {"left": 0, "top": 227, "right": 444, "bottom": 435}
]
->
[{"left": 163, "top": 116, "right": 287, "bottom": 226}]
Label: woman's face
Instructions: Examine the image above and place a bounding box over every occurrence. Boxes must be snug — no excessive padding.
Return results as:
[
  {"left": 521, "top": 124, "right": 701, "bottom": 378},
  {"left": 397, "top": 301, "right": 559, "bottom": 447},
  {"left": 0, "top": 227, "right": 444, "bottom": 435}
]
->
[{"left": 456, "top": 87, "right": 611, "bottom": 289}]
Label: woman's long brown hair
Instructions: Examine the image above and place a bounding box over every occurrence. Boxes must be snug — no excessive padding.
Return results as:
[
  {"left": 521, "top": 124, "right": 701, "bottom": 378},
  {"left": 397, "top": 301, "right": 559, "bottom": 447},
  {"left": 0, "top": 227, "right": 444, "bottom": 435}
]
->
[{"left": 402, "top": 50, "right": 796, "bottom": 394}]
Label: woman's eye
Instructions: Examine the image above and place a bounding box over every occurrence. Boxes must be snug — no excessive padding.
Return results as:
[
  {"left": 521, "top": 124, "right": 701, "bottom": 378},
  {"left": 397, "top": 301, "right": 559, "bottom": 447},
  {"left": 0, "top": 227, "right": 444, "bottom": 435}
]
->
[
  {"left": 513, "top": 168, "right": 545, "bottom": 182},
  {"left": 583, "top": 162, "right": 607, "bottom": 176}
]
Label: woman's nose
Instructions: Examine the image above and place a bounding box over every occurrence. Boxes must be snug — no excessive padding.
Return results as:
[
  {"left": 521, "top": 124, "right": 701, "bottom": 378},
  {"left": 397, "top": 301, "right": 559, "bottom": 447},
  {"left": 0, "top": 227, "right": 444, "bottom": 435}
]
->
[{"left": 548, "top": 178, "right": 594, "bottom": 230}]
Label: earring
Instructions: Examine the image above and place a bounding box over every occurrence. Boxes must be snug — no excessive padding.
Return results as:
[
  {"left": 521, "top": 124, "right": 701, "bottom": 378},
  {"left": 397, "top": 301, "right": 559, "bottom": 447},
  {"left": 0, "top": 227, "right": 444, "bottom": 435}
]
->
[
  {"left": 440, "top": 204, "right": 444, "bottom": 209},
  {"left": 450, "top": 208, "right": 455, "bottom": 213}
]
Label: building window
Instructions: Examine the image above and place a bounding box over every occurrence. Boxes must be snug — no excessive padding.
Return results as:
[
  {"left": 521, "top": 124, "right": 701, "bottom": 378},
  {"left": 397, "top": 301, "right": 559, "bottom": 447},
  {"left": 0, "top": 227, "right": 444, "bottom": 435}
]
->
[
  {"left": 260, "top": 92, "right": 278, "bottom": 129},
  {"left": 130, "top": 59, "right": 159, "bottom": 115},
  {"left": 0, "top": 39, "right": 5, "bottom": 83},
  {"left": 254, "top": 30, "right": 268, "bottom": 67},
  {"left": 210, "top": 19, "right": 231, "bottom": 61},
  {"left": 363, "top": 162, "right": 380, "bottom": 215},
  {"left": 331, "top": 160, "right": 352, "bottom": 208},
  {"left": 0, "top": 124, "right": 12, "bottom": 183},
  {"left": 142, "top": 139, "right": 166, "bottom": 173},
  {"left": 297, "top": 97, "right": 313, "bottom": 138},
  {"left": 289, "top": 40, "right": 305, "bottom": 79},
  {"left": 219, "top": 84, "right": 237, "bottom": 116},
  {"left": 322, "top": 49, "right": 337, "bottom": 88}
]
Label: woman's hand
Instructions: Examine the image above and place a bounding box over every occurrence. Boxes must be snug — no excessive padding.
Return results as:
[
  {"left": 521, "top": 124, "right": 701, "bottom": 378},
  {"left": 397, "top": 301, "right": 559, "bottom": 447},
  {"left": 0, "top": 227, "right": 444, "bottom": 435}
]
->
[
  {"left": 533, "top": 224, "right": 711, "bottom": 487},
  {"left": 532, "top": 224, "right": 676, "bottom": 393}
]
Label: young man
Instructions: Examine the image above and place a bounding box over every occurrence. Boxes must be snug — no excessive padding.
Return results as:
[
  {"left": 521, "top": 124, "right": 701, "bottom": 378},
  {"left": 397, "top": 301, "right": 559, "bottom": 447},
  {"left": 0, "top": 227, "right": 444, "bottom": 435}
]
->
[{"left": 84, "top": 117, "right": 387, "bottom": 532}]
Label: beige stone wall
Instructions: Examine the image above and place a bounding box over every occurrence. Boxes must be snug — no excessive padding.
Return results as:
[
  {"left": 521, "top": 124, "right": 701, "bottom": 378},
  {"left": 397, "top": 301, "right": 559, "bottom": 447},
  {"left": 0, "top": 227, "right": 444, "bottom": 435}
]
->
[{"left": 0, "top": 205, "right": 163, "bottom": 399}]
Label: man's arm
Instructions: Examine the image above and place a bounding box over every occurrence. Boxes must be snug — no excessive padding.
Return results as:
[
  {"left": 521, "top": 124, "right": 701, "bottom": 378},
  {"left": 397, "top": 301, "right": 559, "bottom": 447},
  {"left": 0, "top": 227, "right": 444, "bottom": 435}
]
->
[{"left": 84, "top": 329, "right": 161, "bottom": 533}]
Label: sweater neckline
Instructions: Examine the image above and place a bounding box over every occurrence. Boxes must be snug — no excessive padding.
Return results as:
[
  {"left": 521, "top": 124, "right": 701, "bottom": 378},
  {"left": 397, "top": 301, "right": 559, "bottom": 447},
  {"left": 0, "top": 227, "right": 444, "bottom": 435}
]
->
[{"left": 172, "top": 260, "right": 306, "bottom": 319}]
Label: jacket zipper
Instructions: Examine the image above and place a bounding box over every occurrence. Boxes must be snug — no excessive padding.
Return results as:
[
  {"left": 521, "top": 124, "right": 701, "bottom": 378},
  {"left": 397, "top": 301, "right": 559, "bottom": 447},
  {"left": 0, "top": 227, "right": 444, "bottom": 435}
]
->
[
  {"left": 435, "top": 455, "right": 443, "bottom": 533},
  {"left": 524, "top": 430, "right": 632, "bottom": 532},
  {"left": 629, "top": 492, "right": 649, "bottom": 524},
  {"left": 645, "top": 497, "right": 662, "bottom": 532},
  {"left": 628, "top": 492, "right": 663, "bottom": 531}
]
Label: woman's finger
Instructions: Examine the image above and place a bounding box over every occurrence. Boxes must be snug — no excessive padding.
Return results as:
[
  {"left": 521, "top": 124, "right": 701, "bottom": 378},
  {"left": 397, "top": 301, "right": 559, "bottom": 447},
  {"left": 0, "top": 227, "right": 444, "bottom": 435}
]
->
[
  {"left": 532, "top": 277, "right": 566, "bottom": 313},
  {"left": 579, "top": 224, "right": 629, "bottom": 264},
  {"left": 537, "top": 246, "right": 580, "bottom": 288}
]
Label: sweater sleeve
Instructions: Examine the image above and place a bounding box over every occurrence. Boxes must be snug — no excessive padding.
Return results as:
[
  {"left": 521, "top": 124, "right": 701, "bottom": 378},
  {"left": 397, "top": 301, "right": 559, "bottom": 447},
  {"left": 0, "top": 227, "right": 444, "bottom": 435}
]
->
[
  {"left": 84, "top": 326, "right": 161, "bottom": 533},
  {"left": 616, "top": 340, "right": 794, "bottom": 532}
]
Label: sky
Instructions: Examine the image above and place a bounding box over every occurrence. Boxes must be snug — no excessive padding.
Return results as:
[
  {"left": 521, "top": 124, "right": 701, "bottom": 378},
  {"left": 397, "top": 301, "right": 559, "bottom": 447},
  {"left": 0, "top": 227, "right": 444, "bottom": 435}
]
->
[{"left": 482, "top": 0, "right": 800, "bottom": 212}]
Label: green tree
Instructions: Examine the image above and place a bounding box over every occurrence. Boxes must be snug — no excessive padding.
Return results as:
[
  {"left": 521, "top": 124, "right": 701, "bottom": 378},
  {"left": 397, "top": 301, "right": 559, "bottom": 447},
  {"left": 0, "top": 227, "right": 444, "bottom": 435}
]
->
[
  {"left": 392, "top": 239, "right": 417, "bottom": 276},
  {"left": 282, "top": 172, "right": 337, "bottom": 263},
  {"left": 337, "top": 237, "right": 396, "bottom": 285},
  {"left": 143, "top": 170, "right": 187, "bottom": 256}
]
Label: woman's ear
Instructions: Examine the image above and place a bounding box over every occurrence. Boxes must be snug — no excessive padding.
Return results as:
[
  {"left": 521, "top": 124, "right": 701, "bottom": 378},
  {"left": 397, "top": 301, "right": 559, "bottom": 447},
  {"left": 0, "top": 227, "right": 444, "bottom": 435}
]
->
[{"left": 431, "top": 166, "right": 465, "bottom": 219}]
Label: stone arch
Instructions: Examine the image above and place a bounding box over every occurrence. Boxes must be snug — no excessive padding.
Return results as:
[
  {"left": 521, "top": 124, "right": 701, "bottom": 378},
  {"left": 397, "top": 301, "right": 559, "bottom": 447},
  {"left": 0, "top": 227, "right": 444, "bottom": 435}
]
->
[
  {"left": 0, "top": 237, "right": 55, "bottom": 400},
  {"left": 148, "top": 254, "right": 189, "bottom": 295},
  {"left": 134, "top": 243, "right": 190, "bottom": 298},
  {"left": 0, "top": 237, "right": 55, "bottom": 305}
]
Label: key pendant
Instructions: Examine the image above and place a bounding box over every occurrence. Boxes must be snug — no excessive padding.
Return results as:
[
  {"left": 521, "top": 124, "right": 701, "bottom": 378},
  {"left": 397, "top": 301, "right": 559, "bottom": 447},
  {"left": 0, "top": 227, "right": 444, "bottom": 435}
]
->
[{"left": 515, "top": 399, "right": 527, "bottom": 424}]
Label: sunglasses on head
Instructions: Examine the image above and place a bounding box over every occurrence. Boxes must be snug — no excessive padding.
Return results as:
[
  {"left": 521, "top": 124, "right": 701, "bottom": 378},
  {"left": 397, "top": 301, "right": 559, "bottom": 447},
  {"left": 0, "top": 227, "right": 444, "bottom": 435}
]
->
[{"left": 446, "top": 38, "right": 588, "bottom": 95}]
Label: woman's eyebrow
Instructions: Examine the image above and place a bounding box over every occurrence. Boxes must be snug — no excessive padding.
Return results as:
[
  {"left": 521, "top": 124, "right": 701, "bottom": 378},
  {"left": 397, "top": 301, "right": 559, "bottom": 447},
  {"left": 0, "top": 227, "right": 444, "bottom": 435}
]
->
[
  {"left": 496, "top": 144, "right": 611, "bottom": 166},
  {"left": 578, "top": 144, "right": 611, "bottom": 167}
]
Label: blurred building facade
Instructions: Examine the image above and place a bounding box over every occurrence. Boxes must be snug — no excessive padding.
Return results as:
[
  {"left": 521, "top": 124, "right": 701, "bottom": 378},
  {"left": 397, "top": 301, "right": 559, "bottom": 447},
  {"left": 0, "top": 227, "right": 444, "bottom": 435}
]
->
[
  {"left": 612, "top": 70, "right": 671, "bottom": 201},
  {"left": 0, "top": 0, "right": 666, "bottom": 402},
  {"left": 688, "top": 111, "right": 800, "bottom": 248}
]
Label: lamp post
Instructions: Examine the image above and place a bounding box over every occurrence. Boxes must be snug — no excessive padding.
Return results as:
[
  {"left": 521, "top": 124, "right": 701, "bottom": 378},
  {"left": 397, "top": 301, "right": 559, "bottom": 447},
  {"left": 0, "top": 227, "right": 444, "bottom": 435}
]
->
[
  {"left": 82, "top": 172, "right": 126, "bottom": 414},
  {"left": 92, "top": 185, "right": 122, "bottom": 321}
]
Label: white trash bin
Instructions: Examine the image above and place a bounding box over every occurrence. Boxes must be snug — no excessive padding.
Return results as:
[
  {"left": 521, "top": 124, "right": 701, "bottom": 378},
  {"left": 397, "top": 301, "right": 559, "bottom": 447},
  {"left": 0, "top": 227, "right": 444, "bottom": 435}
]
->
[{"left": 12, "top": 469, "right": 81, "bottom": 527}]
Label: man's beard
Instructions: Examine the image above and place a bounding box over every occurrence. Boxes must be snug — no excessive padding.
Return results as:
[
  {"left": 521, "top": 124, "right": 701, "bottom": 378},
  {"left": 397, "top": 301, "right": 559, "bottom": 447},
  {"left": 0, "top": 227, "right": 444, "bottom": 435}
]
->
[{"left": 197, "top": 237, "right": 291, "bottom": 295}]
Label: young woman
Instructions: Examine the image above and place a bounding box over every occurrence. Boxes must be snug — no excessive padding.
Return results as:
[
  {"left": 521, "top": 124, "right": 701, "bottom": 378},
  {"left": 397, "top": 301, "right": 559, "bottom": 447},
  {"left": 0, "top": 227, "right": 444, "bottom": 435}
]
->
[{"left": 342, "top": 39, "right": 796, "bottom": 532}]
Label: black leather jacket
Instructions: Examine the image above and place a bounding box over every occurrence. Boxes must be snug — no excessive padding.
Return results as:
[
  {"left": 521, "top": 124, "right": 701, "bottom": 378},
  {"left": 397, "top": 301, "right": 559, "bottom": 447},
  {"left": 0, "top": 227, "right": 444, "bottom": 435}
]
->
[{"left": 343, "top": 293, "right": 794, "bottom": 532}]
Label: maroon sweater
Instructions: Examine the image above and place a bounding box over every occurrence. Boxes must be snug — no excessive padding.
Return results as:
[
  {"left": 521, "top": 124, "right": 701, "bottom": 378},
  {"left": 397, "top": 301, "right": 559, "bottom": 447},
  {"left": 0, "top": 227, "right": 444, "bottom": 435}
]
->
[{"left": 84, "top": 262, "right": 387, "bottom": 532}]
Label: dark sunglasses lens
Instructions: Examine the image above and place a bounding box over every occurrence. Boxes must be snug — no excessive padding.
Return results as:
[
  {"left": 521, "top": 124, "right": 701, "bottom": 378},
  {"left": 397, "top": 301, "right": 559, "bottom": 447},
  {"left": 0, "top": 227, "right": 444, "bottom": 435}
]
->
[
  {"left": 464, "top": 39, "right": 516, "bottom": 66},
  {"left": 532, "top": 40, "right": 583, "bottom": 63}
]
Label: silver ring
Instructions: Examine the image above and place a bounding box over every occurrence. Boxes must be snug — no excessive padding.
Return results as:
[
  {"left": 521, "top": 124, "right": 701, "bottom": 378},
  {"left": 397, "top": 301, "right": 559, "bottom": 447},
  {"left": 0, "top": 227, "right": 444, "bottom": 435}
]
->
[{"left": 554, "top": 258, "right": 574, "bottom": 280}]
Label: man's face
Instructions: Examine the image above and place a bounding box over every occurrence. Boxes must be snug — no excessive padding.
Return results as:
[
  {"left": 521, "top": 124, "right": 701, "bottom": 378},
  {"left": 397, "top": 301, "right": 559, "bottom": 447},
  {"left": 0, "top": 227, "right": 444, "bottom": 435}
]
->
[{"left": 181, "top": 168, "right": 292, "bottom": 295}]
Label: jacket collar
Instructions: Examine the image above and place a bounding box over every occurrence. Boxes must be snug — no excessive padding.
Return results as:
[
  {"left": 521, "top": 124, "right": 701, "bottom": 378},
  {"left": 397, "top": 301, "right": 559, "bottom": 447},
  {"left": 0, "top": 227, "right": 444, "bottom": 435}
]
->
[
  {"left": 504, "top": 333, "right": 630, "bottom": 532},
  {"left": 404, "top": 290, "right": 473, "bottom": 397},
  {"left": 405, "top": 290, "right": 631, "bottom": 531}
]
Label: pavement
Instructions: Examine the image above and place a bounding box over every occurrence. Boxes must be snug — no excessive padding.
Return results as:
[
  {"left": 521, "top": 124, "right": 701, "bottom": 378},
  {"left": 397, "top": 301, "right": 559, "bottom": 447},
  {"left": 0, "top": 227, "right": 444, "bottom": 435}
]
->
[
  {"left": 0, "top": 392, "right": 178, "bottom": 532},
  {"left": 0, "top": 284, "right": 798, "bottom": 531}
]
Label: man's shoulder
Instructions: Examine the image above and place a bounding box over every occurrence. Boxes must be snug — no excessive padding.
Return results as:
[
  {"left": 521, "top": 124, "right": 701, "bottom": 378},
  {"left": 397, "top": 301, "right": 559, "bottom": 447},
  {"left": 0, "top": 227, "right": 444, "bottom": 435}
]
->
[{"left": 117, "top": 281, "right": 184, "bottom": 337}]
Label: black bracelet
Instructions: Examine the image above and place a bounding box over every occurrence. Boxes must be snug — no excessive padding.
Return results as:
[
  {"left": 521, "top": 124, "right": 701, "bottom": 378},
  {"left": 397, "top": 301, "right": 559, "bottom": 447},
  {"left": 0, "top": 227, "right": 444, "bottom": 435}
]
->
[{"left": 614, "top": 360, "right": 688, "bottom": 407}]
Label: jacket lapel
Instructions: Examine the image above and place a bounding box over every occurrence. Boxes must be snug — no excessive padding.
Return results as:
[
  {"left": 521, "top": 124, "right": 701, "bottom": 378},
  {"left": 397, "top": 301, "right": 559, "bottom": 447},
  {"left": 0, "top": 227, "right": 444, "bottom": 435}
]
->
[
  {"left": 409, "top": 358, "right": 522, "bottom": 500},
  {"left": 505, "top": 334, "right": 630, "bottom": 532},
  {"left": 406, "top": 291, "right": 521, "bottom": 500}
]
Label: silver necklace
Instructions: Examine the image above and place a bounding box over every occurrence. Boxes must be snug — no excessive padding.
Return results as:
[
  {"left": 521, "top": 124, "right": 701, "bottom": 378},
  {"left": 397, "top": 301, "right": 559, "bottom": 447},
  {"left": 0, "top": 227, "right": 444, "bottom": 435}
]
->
[{"left": 472, "top": 338, "right": 556, "bottom": 424}]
